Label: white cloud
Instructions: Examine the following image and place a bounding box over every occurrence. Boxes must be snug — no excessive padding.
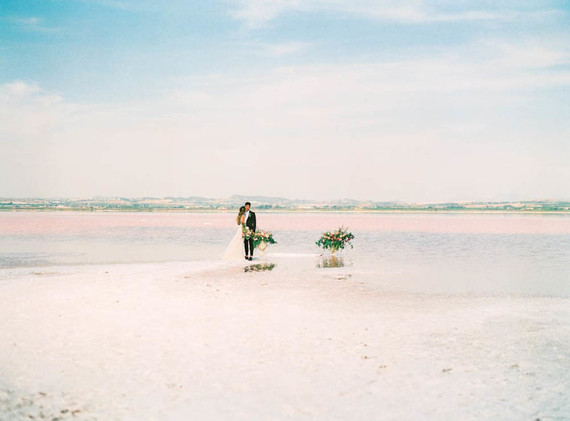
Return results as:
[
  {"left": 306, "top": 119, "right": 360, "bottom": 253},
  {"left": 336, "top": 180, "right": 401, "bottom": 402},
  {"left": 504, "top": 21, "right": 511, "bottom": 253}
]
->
[
  {"left": 1, "top": 39, "right": 569, "bottom": 199},
  {"left": 7, "top": 16, "right": 60, "bottom": 33},
  {"left": 71, "top": 0, "right": 157, "bottom": 12},
  {"left": 489, "top": 41, "right": 570, "bottom": 69},
  {"left": 0, "top": 81, "right": 67, "bottom": 136},
  {"left": 228, "top": 0, "right": 561, "bottom": 27},
  {"left": 232, "top": 41, "right": 312, "bottom": 57},
  {"left": 229, "top": 0, "right": 298, "bottom": 27},
  {"left": 262, "top": 41, "right": 312, "bottom": 57}
]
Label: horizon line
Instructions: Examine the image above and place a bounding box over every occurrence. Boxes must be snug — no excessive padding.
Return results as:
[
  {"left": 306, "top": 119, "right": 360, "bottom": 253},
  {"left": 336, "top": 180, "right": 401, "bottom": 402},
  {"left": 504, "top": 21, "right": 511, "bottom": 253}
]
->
[{"left": 1, "top": 196, "right": 569, "bottom": 204}]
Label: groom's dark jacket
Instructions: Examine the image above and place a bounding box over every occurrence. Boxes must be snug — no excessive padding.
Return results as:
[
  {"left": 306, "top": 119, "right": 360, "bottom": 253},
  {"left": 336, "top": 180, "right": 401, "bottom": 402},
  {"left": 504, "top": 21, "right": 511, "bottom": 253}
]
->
[{"left": 245, "top": 211, "right": 256, "bottom": 232}]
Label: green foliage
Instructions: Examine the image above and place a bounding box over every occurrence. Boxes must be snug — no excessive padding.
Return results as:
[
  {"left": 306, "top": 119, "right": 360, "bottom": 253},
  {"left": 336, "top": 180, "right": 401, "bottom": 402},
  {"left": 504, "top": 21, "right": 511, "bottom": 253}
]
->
[
  {"left": 253, "top": 230, "right": 277, "bottom": 248},
  {"left": 315, "top": 227, "right": 354, "bottom": 251},
  {"left": 242, "top": 224, "right": 277, "bottom": 248},
  {"left": 241, "top": 224, "right": 254, "bottom": 239}
]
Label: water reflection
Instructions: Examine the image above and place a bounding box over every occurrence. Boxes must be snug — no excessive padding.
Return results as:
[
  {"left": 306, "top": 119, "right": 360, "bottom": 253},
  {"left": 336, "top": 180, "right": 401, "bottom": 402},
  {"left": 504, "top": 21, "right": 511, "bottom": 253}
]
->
[
  {"left": 317, "top": 256, "right": 345, "bottom": 268},
  {"left": 1, "top": 212, "right": 569, "bottom": 296},
  {"left": 244, "top": 263, "right": 276, "bottom": 273}
]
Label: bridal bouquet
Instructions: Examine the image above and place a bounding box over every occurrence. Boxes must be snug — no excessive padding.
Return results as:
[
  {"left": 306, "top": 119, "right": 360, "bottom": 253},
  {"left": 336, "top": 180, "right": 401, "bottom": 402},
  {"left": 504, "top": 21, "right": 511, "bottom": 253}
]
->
[
  {"left": 316, "top": 227, "right": 354, "bottom": 252},
  {"left": 253, "top": 230, "right": 276, "bottom": 248},
  {"left": 242, "top": 224, "right": 254, "bottom": 240}
]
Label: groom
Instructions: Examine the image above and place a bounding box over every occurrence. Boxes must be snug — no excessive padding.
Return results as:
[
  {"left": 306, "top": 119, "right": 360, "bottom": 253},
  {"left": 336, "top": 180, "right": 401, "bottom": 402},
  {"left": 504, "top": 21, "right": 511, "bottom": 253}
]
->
[{"left": 243, "top": 201, "right": 256, "bottom": 261}]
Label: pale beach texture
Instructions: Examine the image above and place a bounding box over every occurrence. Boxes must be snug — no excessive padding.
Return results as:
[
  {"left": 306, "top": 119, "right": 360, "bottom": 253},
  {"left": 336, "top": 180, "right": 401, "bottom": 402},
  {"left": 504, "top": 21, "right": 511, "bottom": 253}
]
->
[
  {"left": 1, "top": 261, "right": 569, "bottom": 420},
  {"left": 1, "top": 212, "right": 569, "bottom": 420}
]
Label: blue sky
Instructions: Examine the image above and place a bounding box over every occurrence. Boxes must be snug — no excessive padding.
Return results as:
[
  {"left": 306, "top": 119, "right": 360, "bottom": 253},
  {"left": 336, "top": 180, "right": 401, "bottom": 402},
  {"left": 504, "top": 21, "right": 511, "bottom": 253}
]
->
[{"left": 1, "top": 0, "right": 569, "bottom": 200}]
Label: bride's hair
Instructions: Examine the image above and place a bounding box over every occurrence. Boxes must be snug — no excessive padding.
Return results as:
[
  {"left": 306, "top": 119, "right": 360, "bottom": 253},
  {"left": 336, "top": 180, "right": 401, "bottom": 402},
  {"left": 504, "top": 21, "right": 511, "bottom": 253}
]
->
[{"left": 237, "top": 206, "right": 246, "bottom": 225}]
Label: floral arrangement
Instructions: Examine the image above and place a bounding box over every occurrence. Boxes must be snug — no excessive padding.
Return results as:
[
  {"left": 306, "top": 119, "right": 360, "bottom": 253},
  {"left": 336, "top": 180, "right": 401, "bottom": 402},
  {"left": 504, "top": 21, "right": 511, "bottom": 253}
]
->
[
  {"left": 253, "top": 229, "right": 276, "bottom": 248},
  {"left": 242, "top": 226, "right": 276, "bottom": 249},
  {"left": 242, "top": 224, "right": 254, "bottom": 240},
  {"left": 315, "top": 227, "right": 354, "bottom": 252}
]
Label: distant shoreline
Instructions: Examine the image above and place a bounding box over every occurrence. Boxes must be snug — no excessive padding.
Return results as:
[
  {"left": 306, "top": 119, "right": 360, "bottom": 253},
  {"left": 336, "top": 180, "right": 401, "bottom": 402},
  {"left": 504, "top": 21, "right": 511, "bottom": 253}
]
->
[
  {"left": 1, "top": 208, "right": 569, "bottom": 215},
  {"left": 2, "top": 197, "right": 568, "bottom": 214}
]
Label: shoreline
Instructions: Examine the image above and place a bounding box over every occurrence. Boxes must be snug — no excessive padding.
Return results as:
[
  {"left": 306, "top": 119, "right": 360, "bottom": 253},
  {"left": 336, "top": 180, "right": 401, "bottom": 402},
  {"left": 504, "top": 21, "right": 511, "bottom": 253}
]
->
[
  {"left": 1, "top": 259, "right": 568, "bottom": 300},
  {"left": 2, "top": 208, "right": 570, "bottom": 215}
]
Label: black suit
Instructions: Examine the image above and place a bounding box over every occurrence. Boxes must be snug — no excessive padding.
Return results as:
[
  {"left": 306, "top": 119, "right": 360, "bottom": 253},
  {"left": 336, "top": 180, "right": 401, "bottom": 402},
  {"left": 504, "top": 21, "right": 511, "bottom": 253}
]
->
[{"left": 244, "top": 211, "right": 256, "bottom": 257}]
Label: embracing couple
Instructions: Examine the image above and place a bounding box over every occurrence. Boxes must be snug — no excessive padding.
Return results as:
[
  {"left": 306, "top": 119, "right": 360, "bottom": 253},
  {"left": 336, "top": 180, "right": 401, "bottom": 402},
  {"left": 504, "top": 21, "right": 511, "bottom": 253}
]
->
[{"left": 223, "top": 201, "right": 257, "bottom": 261}]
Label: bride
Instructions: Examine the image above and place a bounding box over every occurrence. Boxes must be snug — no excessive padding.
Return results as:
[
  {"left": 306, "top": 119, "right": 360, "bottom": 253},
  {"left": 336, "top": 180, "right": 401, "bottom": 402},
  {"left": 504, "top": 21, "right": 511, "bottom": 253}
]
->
[{"left": 223, "top": 206, "right": 246, "bottom": 260}]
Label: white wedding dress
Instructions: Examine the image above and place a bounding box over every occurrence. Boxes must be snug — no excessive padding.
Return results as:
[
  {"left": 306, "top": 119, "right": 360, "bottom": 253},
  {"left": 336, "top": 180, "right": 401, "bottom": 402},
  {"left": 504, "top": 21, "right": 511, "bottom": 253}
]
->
[{"left": 223, "top": 224, "right": 244, "bottom": 261}]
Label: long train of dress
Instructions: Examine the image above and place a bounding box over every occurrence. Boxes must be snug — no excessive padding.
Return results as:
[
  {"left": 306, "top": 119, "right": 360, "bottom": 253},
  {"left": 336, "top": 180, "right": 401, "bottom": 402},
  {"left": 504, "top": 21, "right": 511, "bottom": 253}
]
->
[{"left": 223, "top": 225, "right": 244, "bottom": 260}]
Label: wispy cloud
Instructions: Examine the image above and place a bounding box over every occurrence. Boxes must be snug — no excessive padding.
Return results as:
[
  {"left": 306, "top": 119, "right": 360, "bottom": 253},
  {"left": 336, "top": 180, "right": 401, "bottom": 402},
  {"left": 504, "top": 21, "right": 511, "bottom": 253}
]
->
[
  {"left": 74, "top": 0, "right": 196, "bottom": 13},
  {"left": 0, "top": 81, "right": 65, "bottom": 136},
  {"left": 2, "top": 38, "right": 569, "bottom": 199},
  {"left": 83, "top": 0, "right": 157, "bottom": 12},
  {"left": 7, "top": 16, "right": 61, "bottom": 33},
  {"left": 239, "top": 41, "right": 313, "bottom": 57},
  {"left": 228, "top": 0, "right": 562, "bottom": 28}
]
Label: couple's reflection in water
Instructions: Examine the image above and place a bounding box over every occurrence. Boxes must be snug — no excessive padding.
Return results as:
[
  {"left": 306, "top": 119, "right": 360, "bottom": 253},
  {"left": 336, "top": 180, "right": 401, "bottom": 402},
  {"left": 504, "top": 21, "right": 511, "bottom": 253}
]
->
[
  {"left": 241, "top": 255, "right": 350, "bottom": 273},
  {"left": 244, "top": 262, "right": 276, "bottom": 273}
]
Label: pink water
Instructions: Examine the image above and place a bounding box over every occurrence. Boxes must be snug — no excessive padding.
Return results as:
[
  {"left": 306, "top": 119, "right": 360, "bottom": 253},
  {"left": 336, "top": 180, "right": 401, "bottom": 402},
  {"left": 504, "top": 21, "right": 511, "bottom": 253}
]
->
[
  {"left": 1, "top": 211, "right": 569, "bottom": 235},
  {"left": 1, "top": 211, "right": 569, "bottom": 296}
]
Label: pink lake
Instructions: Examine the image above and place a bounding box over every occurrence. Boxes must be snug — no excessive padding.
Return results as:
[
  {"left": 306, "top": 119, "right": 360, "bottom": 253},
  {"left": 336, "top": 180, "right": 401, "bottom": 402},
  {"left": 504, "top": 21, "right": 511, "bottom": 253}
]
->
[{"left": 1, "top": 211, "right": 570, "bottom": 235}]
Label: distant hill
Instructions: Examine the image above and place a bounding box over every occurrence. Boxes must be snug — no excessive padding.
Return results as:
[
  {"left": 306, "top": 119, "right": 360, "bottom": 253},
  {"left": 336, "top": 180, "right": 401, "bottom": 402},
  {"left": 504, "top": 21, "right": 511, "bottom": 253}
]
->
[{"left": 1, "top": 196, "right": 569, "bottom": 212}]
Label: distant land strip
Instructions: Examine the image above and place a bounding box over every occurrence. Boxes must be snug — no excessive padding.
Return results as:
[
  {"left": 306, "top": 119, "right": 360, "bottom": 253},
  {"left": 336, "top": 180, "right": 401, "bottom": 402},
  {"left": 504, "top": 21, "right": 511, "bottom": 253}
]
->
[{"left": 1, "top": 196, "right": 569, "bottom": 213}]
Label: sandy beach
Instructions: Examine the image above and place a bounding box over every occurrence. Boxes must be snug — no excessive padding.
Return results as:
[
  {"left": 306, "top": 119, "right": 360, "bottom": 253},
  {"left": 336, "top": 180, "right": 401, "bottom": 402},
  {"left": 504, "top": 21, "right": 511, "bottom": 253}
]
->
[{"left": 1, "top": 258, "right": 569, "bottom": 420}]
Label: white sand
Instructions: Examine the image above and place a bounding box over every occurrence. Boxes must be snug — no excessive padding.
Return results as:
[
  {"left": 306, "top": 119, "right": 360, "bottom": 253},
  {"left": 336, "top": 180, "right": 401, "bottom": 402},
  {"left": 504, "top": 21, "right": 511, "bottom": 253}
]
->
[{"left": 1, "top": 260, "right": 569, "bottom": 420}]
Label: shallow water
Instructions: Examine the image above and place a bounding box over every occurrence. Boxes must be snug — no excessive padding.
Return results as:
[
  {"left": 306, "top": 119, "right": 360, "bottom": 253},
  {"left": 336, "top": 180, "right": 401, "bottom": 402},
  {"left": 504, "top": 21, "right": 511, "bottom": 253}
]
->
[{"left": 1, "top": 211, "right": 569, "bottom": 297}]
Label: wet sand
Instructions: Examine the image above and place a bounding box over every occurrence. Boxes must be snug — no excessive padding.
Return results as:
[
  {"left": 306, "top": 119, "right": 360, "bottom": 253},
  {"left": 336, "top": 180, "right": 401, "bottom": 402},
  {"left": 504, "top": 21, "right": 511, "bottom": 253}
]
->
[{"left": 1, "top": 260, "right": 569, "bottom": 420}]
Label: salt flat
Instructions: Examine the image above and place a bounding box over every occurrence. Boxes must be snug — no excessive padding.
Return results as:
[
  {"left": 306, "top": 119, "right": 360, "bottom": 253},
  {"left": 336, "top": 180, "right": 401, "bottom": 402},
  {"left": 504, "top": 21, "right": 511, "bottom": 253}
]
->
[{"left": 0, "top": 259, "right": 568, "bottom": 420}]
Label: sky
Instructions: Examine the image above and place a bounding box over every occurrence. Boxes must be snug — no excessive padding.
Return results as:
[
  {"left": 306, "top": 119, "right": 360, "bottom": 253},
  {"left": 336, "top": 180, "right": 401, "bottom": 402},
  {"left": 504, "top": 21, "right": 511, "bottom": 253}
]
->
[{"left": 1, "top": 0, "right": 569, "bottom": 202}]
